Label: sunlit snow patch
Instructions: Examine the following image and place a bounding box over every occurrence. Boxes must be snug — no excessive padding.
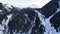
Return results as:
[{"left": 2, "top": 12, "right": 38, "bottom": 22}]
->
[{"left": 0, "top": 0, "right": 51, "bottom": 8}]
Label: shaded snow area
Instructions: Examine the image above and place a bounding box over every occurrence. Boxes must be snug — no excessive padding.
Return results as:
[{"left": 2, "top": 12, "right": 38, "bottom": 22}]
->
[{"left": 0, "top": 0, "right": 60, "bottom": 34}]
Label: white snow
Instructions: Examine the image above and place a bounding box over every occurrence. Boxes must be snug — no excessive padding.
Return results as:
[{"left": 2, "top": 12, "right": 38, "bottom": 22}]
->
[{"left": 0, "top": 0, "right": 51, "bottom": 8}]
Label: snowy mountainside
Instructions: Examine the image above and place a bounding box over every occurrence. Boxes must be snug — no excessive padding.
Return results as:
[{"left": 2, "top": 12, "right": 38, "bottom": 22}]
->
[{"left": 0, "top": 0, "right": 60, "bottom": 34}]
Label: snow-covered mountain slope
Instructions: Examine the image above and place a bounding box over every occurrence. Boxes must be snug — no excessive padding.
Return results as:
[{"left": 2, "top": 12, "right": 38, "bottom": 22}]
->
[{"left": 0, "top": 0, "right": 60, "bottom": 34}]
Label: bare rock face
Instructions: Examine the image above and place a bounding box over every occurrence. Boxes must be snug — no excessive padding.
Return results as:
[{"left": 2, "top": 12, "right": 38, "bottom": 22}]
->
[
  {"left": 31, "top": 16, "right": 45, "bottom": 34},
  {"left": 40, "top": 0, "right": 59, "bottom": 18},
  {"left": 0, "top": 3, "right": 7, "bottom": 24},
  {"left": 50, "top": 12, "right": 60, "bottom": 32},
  {"left": 8, "top": 8, "right": 45, "bottom": 34},
  {"left": 8, "top": 8, "right": 37, "bottom": 33},
  {"left": 0, "top": 3, "right": 3, "bottom": 10}
]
